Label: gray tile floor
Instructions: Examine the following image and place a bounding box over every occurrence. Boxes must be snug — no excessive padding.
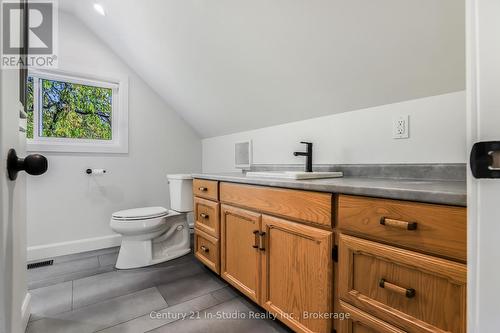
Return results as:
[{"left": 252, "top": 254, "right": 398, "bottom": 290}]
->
[{"left": 27, "top": 254, "right": 291, "bottom": 333}]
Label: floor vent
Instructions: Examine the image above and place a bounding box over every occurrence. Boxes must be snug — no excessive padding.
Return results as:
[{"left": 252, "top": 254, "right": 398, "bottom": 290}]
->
[{"left": 27, "top": 260, "right": 54, "bottom": 270}]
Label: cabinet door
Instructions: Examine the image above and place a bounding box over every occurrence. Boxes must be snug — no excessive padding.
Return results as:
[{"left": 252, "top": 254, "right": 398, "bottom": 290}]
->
[
  {"left": 261, "top": 215, "right": 333, "bottom": 333},
  {"left": 220, "top": 204, "right": 262, "bottom": 303}
]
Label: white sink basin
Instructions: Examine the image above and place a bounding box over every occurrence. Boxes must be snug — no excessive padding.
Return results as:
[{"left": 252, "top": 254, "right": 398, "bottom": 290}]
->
[{"left": 246, "top": 171, "right": 343, "bottom": 180}]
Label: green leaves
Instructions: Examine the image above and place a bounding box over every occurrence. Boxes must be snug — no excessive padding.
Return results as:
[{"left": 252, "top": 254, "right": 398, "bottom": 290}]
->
[
  {"left": 26, "top": 76, "right": 113, "bottom": 140},
  {"left": 26, "top": 77, "right": 34, "bottom": 139}
]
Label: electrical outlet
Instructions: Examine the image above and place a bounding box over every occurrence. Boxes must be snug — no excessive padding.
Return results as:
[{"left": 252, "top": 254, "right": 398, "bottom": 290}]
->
[{"left": 393, "top": 115, "right": 409, "bottom": 139}]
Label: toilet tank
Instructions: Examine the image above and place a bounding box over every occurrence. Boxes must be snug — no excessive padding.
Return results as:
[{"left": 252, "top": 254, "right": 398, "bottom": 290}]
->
[{"left": 167, "top": 174, "right": 193, "bottom": 212}]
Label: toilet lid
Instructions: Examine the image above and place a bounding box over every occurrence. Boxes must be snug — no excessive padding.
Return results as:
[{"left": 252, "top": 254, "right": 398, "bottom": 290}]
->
[{"left": 112, "top": 207, "right": 169, "bottom": 220}]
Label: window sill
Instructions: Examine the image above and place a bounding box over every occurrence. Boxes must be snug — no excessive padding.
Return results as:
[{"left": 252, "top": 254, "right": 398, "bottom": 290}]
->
[{"left": 27, "top": 140, "right": 128, "bottom": 154}]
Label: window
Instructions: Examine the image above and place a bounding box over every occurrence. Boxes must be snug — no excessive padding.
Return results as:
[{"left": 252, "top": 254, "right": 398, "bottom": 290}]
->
[{"left": 26, "top": 70, "right": 128, "bottom": 153}]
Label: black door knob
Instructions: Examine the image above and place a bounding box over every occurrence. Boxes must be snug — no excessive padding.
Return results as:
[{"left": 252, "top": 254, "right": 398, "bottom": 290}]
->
[
  {"left": 7, "top": 149, "right": 48, "bottom": 181},
  {"left": 470, "top": 141, "right": 500, "bottom": 178}
]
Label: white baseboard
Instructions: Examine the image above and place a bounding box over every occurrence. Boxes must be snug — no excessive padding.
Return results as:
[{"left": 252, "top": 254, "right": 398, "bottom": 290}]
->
[
  {"left": 21, "top": 292, "right": 31, "bottom": 332},
  {"left": 27, "top": 234, "right": 122, "bottom": 261}
]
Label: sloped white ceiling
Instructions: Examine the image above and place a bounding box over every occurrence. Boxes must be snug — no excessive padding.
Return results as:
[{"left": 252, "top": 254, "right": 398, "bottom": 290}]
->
[{"left": 60, "top": 0, "right": 465, "bottom": 138}]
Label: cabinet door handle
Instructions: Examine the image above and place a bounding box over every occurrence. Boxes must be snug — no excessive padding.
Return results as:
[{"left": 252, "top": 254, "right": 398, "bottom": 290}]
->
[
  {"left": 259, "top": 232, "right": 266, "bottom": 251},
  {"left": 380, "top": 217, "right": 417, "bottom": 231},
  {"left": 198, "top": 187, "right": 208, "bottom": 192},
  {"left": 379, "top": 278, "right": 415, "bottom": 298},
  {"left": 200, "top": 246, "right": 209, "bottom": 253},
  {"left": 252, "top": 230, "right": 259, "bottom": 249},
  {"left": 200, "top": 213, "right": 209, "bottom": 219}
]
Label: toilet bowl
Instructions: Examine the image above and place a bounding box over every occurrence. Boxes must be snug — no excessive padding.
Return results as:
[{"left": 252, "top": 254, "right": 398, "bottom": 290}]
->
[{"left": 110, "top": 174, "right": 193, "bottom": 269}]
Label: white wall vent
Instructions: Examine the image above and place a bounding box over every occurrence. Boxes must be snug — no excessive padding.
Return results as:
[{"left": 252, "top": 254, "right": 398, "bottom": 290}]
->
[{"left": 235, "top": 140, "right": 252, "bottom": 169}]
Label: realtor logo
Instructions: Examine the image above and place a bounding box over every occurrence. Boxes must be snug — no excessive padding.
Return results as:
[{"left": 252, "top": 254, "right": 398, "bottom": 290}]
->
[{"left": 1, "top": 0, "right": 58, "bottom": 68}]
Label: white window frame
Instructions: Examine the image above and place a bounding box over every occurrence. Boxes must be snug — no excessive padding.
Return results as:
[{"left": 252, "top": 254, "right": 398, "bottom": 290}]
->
[{"left": 27, "top": 69, "right": 128, "bottom": 153}]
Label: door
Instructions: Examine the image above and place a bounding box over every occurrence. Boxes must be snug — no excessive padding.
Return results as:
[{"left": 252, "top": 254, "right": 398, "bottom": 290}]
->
[
  {"left": 261, "top": 214, "right": 333, "bottom": 333},
  {"left": 1, "top": 1, "right": 48, "bottom": 331},
  {"left": 220, "top": 204, "right": 262, "bottom": 303},
  {"left": 467, "top": 0, "right": 500, "bottom": 332},
  {"left": 1, "top": 59, "right": 29, "bottom": 332}
]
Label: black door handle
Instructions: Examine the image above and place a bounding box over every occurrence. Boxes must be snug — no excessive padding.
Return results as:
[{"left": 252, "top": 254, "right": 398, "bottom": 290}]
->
[
  {"left": 470, "top": 141, "right": 500, "bottom": 179},
  {"left": 7, "top": 149, "right": 48, "bottom": 181}
]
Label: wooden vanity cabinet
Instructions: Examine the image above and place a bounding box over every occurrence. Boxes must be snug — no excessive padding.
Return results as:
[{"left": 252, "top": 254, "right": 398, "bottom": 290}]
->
[
  {"left": 217, "top": 183, "right": 334, "bottom": 333},
  {"left": 192, "top": 179, "right": 467, "bottom": 333},
  {"left": 220, "top": 204, "right": 334, "bottom": 333}
]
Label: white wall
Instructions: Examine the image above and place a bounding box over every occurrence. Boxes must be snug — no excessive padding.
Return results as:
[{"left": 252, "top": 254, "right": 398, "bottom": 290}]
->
[
  {"left": 203, "top": 91, "right": 466, "bottom": 172},
  {"left": 26, "top": 12, "right": 202, "bottom": 260}
]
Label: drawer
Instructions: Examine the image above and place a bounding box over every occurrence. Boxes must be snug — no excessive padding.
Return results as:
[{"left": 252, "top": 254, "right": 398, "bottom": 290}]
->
[
  {"left": 338, "top": 195, "right": 467, "bottom": 261},
  {"left": 220, "top": 182, "right": 332, "bottom": 227},
  {"left": 193, "top": 179, "right": 218, "bottom": 201},
  {"left": 194, "top": 229, "right": 220, "bottom": 274},
  {"left": 338, "top": 234, "right": 466, "bottom": 333},
  {"left": 194, "top": 197, "right": 220, "bottom": 238},
  {"left": 339, "top": 301, "right": 406, "bottom": 333}
]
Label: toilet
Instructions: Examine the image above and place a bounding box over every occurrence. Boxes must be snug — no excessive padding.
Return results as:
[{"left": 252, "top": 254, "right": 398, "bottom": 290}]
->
[{"left": 110, "top": 174, "right": 193, "bottom": 269}]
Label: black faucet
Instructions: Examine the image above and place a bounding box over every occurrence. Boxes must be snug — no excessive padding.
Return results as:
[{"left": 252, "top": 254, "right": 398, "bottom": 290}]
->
[{"left": 293, "top": 142, "right": 313, "bottom": 172}]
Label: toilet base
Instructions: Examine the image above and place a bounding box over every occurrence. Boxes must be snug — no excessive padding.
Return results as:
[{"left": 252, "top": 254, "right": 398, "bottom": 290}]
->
[
  {"left": 115, "top": 220, "right": 191, "bottom": 269},
  {"left": 115, "top": 245, "right": 191, "bottom": 269}
]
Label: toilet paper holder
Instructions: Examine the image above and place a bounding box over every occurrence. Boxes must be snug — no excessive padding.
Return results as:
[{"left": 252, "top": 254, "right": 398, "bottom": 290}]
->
[{"left": 86, "top": 168, "right": 107, "bottom": 175}]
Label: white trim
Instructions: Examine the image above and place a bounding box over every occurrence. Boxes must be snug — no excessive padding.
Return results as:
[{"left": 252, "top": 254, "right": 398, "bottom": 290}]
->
[
  {"left": 27, "top": 234, "right": 122, "bottom": 261},
  {"left": 466, "top": 0, "right": 478, "bottom": 331},
  {"left": 26, "top": 69, "right": 129, "bottom": 154},
  {"left": 465, "top": 0, "right": 479, "bottom": 333},
  {"left": 28, "top": 70, "right": 119, "bottom": 90},
  {"left": 21, "top": 293, "right": 31, "bottom": 332}
]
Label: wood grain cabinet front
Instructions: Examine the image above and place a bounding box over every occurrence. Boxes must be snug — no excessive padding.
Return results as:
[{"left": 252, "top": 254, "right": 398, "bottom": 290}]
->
[
  {"left": 261, "top": 214, "right": 333, "bottom": 333},
  {"left": 193, "top": 179, "right": 219, "bottom": 201},
  {"left": 194, "top": 229, "right": 220, "bottom": 274},
  {"left": 220, "top": 182, "right": 333, "bottom": 227},
  {"left": 193, "top": 180, "right": 466, "bottom": 333},
  {"left": 194, "top": 197, "right": 220, "bottom": 238},
  {"left": 219, "top": 204, "right": 334, "bottom": 333},
  {"left": 338, "top": 195, "right": 467, "bottom": 262},
  {"left": 220, "top": 204, "right": 262, "bottom": 303},
  {"left": 339, "top": 301, "right": 406, "bottom": 333},
  {"left": 338, "top": 234, "right": 466, "bottom": 333}
]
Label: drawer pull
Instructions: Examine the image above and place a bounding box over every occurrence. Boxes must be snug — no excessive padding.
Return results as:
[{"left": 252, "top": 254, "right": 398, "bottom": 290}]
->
[
  {"left": 198, "top": 187, "right": 208, "bottom": 192},
  {"left": 252, "top": 230, "right": 259, "bottom": 248},
  {"left": 379, "top": 278, "right": 416, "bottom": 298},
  {"left": 380, "top": 217, "right": 418, "bottom": 231},
  {"left": 259, "top": 232, "right": 266, "bottom": 251},
  {"left": 200, "top": 245, "right": 209, "bottom": 253},
  {"left": 200, "top": 213, "right": 209, "bottom": 219}
]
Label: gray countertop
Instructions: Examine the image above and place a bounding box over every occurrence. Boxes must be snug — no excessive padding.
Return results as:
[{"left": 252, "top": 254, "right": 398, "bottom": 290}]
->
[{"left": 192, "top": 173, "right": 467, "bottom": 206}]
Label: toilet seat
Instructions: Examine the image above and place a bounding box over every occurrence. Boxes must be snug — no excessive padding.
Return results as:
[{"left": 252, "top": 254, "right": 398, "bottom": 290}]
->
[{"left": 112, "top": 206, "right": 168, "bottom": 221}]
